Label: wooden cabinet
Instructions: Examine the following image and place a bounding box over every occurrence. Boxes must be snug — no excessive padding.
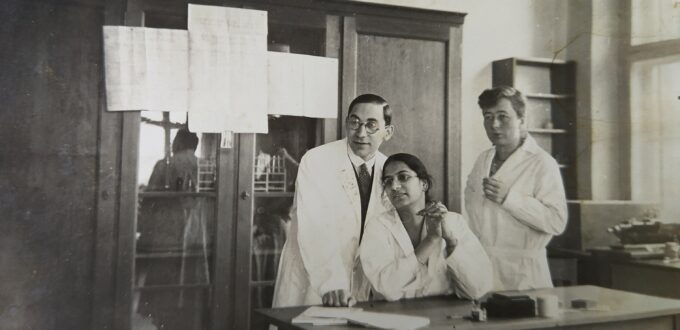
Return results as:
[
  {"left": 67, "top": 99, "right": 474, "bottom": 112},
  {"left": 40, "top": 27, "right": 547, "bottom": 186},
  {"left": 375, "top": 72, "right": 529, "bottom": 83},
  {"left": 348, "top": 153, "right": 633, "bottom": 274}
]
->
[
  {"left": 238, "top": 116, "right": 318, "bottom": 329},
  {"left": 342, "top": 12, "right": 464, "bottom": 210},
  {"left": 109, "top": 1, "right": 465, "bottom": 329},
  {"left": 611, "top": 261, "right": 680, "bottom": 300},
  {"left": 492, "top": 57, "right": 577, "bottom": 199}
]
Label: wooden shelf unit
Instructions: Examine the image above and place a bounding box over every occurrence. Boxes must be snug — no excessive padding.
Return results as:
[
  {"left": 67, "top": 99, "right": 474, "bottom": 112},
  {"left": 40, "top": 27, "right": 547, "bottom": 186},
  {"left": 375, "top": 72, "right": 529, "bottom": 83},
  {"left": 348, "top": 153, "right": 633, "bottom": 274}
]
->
[{"left": 492, "top": 57, "right": 577, "bottom": 199}]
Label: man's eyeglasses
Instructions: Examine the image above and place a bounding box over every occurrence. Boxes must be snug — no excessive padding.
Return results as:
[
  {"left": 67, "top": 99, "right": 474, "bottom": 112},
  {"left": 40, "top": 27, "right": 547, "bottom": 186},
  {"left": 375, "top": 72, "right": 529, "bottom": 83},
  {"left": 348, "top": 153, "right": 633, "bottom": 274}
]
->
[{"left": 347, "top": 118, "right": 382, "bottom": 134}]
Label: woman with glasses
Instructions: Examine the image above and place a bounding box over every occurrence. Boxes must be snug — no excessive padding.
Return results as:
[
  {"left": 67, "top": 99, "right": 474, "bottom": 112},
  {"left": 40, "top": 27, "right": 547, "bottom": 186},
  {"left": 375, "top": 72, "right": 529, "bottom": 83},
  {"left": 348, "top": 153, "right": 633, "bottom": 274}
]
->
[
  {"left": 465, "top": 86, "right": 567, "bottom": 291},
  {"left": 359, "top": 153, "right": 492, "bottom": 301}
]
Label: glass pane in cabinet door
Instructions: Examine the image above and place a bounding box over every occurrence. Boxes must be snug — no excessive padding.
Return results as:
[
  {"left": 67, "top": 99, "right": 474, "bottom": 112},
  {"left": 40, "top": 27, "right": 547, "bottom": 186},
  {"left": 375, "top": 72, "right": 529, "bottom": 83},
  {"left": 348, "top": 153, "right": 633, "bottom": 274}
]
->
[
  {"left": 250, "top": 116, "right": 317, "bottom": 310},
  {"left": 134, "top": 111, "right": 218, "bottom": 330}
]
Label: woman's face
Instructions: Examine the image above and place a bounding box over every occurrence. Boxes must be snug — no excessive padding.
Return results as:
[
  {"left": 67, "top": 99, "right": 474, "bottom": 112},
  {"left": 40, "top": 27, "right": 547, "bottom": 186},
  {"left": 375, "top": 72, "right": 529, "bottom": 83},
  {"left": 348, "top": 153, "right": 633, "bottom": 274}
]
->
[
  {"left": 482, "top": 98, "right": 524, "bottom": 148},
  {"left": 382, "top": 161, "right": 427, "bottom": 209}
]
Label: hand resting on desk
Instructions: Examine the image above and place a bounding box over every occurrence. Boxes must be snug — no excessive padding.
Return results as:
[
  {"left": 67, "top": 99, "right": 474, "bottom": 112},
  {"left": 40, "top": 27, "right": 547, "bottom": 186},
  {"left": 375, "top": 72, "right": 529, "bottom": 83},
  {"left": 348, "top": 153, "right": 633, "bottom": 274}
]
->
[{"left": 322, "top": 289, "right": 355, "bottom": 307}]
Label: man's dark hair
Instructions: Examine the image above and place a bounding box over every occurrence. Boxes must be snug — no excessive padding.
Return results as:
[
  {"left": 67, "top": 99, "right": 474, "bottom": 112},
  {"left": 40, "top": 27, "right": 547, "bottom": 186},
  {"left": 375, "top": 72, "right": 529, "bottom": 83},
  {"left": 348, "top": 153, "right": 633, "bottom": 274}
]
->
[{"left": 348, "top": 93, "right": 392, "bottom": 125}]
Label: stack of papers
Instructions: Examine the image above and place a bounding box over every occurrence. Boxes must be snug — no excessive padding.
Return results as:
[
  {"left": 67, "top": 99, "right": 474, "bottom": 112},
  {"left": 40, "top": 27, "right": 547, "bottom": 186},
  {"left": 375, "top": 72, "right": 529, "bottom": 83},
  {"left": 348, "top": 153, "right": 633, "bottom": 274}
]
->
[
  {"left": 291, "top": 306, "right": 430, "bottom": 329},
  {"left": 347, "top": 311, "right": 430, "bottom": 329},
  {"left": 292, "top": 306, "right": 357, "bottom": 326}
]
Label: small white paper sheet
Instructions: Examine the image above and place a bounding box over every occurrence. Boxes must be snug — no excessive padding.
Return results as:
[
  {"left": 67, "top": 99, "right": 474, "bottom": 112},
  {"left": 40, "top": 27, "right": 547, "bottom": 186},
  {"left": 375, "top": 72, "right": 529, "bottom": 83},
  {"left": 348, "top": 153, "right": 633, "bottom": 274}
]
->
[
  {"left": 103, "top": 26, "right": 188, "bottom": 112},
  {"left": 267, "top": 52, "right": 338, "bottom": 118}
]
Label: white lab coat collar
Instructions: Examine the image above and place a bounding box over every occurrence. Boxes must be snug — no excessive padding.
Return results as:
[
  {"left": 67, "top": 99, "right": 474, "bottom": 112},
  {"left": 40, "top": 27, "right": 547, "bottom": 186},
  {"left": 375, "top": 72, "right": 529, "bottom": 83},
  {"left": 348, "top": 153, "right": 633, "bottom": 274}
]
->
[
  {"left": 340, "top": 160, "right": 363, "bottom": 224},
  {"left": 486, "top": 134, "right": 540, "bottom": 179},
  {"left": 375, "top": 209, "right": 440, "bottom": 275},
  {"left": 346, "top": 143, "right": 377, "bottom": 172},
  {"left": 376, "top": 209, "right": 432, "bottom": 256}
]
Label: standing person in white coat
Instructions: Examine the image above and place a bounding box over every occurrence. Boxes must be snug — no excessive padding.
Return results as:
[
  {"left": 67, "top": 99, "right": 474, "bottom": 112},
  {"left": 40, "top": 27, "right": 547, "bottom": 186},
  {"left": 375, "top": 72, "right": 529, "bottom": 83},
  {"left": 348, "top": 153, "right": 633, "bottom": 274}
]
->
[
  {"left": 465, "top": 86, "right": 567, "bottom": 291},
  {"left": 272, "top": 94, "right": 395, "bottom": 307},
  {"left": 360, "top": 153, "right": 492, "bottom": 301}
]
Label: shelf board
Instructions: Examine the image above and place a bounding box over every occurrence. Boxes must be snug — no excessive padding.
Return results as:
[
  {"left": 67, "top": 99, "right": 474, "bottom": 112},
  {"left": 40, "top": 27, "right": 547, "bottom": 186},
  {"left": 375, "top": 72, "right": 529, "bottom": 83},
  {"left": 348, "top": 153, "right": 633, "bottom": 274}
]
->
[
  {"left": 513, "top": 57, "right": 571, "bottom": 66},
  {"left": 254, "top": 191, "right": 294, "bottom": 198},
  {"left": 525, "top": 93, "right": 575, "bottom": 100},
  {"left": 529, "top": 128, "right": 568, "bottom": 134},
  {"left": 250, "top": 280, "right": 276, "bottom": 287},
  {"left": 558, "top": 164, "right": 569, "bottom": 169},
  {"left": 135, "top": 283, "right": 211, "bottom": 291},
  {"left": 253, "top": 249, "right": 282, "bottom": 256},
  {"left": 136, "top": 250, "right": 212, "bottom": 259},
  {"left": 139, "top": 191, "right": 217, "bottom": 198}
]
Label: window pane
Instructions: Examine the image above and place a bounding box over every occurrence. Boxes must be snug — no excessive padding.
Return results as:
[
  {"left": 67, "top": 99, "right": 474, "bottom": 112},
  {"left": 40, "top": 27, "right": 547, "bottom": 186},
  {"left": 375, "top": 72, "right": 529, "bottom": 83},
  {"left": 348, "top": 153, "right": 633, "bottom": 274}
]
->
[
  {"left": 630, "top": 56, "right": 680, "bottom": 219},
  {"left": 631, "top": 0, "right": 680, "bottom": 45},
  {"left": 134, "top": 111, "right": 217, "bottom": 330},
  {"left": 249, "top": 116, "right": 316, "bottom": 317}
]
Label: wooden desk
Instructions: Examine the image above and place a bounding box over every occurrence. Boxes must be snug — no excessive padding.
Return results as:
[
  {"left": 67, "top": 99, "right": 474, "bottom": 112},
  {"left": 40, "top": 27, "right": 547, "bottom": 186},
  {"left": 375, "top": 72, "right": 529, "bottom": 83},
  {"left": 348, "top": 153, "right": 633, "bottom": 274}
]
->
[
  {"left": 612, "top": 259, "right": 680, "bottom": 300},
  {"left": 254, "top": 286, "right": 680, "bottom": 329}
]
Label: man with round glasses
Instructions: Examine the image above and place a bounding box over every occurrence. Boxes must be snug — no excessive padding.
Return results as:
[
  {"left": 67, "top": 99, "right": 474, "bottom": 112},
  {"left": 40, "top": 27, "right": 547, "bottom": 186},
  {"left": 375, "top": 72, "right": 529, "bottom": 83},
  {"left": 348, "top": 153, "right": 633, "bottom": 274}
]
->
[{"left": 273, "top": 94, "right": 394, "bottom": 308}]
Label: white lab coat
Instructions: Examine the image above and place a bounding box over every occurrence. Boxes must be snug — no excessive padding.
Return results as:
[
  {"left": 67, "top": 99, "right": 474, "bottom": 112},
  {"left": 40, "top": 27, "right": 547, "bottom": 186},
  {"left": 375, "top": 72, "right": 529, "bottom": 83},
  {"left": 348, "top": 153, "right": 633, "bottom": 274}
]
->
[
  {"left": 464, "top": 134, "right": 568, "bottom": 291},
  {"left": 360, "top": 210, "right": 493, "bottom": 301},
  {"left": 272, "top": 139, "right": 392, "bottom": 307}
]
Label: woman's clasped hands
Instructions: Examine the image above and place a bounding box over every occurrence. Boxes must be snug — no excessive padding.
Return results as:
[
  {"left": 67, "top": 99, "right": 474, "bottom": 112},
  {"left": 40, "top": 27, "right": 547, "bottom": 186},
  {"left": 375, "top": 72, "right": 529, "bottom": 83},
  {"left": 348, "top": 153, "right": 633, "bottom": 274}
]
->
[{"left": 418, "top": 201, "right": 458, "bottom": 248}]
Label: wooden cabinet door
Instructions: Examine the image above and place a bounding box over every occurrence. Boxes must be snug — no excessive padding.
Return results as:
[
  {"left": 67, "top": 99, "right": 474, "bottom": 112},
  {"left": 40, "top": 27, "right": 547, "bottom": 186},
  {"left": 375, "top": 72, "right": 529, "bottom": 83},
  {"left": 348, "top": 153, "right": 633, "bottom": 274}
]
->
[{"left": 341, "top": 15, "right": 463, "bottom": 210}]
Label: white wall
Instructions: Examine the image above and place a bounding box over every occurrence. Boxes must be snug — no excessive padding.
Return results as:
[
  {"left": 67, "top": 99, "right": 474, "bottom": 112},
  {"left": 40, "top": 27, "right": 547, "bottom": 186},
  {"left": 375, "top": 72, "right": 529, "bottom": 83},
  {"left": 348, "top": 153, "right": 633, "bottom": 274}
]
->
[{"left": 352, "top": 0, "right": 570, "bottom": 206}]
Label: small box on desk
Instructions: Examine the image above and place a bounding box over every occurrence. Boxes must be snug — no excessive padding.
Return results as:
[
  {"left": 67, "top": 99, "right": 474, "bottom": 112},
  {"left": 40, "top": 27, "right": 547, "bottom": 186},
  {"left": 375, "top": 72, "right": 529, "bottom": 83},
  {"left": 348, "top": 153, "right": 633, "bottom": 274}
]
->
[{"left": 482, "top": 293, "right": 536, "bottom": 318}]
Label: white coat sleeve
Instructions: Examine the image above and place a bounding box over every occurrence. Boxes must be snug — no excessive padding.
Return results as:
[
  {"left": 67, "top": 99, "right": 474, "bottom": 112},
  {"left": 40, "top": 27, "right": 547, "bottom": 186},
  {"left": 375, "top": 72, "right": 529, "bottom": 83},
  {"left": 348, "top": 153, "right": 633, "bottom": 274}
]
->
[
  {"left": 442, "top": 214, "right": 493, "bottom": 300},
  {"left": 463, "top": 155, "right": 485, "bottom": 225},
  {"left": 295, "top": 154, "right": 350, "bottom": 296},
  {"left": 360, "top": 220, "right": 429, "bottom": 301},
  {"left": 501, "top": 156, "right": 568, "bottom": 235}
]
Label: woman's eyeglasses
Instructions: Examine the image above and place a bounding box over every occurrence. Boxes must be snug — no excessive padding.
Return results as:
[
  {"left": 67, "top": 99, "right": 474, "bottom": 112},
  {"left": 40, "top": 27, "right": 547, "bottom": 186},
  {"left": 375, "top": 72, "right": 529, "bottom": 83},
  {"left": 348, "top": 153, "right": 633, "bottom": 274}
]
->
[{"left": 382, "top": 173, "right": 416, "bottom": 187}]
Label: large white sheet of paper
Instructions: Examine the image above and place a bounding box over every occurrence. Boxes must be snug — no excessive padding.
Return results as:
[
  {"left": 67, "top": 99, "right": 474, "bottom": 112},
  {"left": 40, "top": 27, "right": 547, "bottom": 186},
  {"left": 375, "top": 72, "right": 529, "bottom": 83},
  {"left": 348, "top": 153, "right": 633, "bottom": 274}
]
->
[
  {"left": 347, "top": 311, "right": 430, "bottom": 330},
  {"left": 291, "top": 307, "right": 429, "bottom": 330},
  {"left": 267, "top": 52, "right": 338, "bottom": 118},
  {"left": 267, "top": 52, "right": 304, "bottom": 116},
  {"left": 188, "top": 4, "right": 268, "bottom": 133},
  {"left": 103, "top": 26, "right": 188, "bottom": 112},
  {"left": 144, "top": 28, "right": 189, "bottom": 112},
  {"left": 303, "top": 55, "right": 338, "bottom": 118}
]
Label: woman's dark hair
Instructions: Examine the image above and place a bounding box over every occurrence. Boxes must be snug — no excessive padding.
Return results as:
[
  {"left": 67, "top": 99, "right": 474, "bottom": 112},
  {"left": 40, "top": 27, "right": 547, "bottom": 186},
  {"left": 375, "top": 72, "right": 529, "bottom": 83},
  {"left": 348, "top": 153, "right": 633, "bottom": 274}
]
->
[
  {"left": 172, "top": 128, "right": 199, "bottom": 153},
  {"left": 477, "top": 85, "right": 526, "bottom": 119},
  {"left": 383, "top": 153, "right": 434, "bottom": 202}
]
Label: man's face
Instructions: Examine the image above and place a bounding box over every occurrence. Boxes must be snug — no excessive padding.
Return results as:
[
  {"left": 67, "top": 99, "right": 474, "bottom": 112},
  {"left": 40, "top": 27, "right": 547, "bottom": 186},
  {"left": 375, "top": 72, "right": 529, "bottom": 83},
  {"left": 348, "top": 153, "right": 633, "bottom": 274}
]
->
[
  {"left": 482, "top": 98, "right": 524, "bottom": 148},
  {"left": 346, "top": 102, "right": 393, "bottom": 161}
]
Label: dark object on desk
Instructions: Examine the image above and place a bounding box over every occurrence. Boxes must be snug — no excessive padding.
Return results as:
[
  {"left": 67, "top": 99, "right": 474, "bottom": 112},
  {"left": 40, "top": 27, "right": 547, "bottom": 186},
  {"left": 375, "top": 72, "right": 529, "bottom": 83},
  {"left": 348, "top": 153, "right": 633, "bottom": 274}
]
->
[
  {"left": 607, "top": 219, "right": 680, "bottom": 245},
  {"left": 571, "top": 299, "right": 597, "bottom": 309},
  {"left": 589, "top": 244, "right": 665, "bottom": 260},
  {"left": 469, "top": 300, "right": 487, "bottom": 322},
  {"left": 482, "top": 293, "right": 536, "bottom": 318}
]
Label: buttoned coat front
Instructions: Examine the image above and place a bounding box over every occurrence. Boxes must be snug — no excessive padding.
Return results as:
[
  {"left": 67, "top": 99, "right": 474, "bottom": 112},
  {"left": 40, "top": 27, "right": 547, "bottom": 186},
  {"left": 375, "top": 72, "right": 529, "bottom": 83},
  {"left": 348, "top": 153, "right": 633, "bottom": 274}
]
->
[
  {"left": 464, "top": 134, "right": 568, "bottom": 291},
  {"left": 272, "top": 138, "right": 391, "bottom": 307}
]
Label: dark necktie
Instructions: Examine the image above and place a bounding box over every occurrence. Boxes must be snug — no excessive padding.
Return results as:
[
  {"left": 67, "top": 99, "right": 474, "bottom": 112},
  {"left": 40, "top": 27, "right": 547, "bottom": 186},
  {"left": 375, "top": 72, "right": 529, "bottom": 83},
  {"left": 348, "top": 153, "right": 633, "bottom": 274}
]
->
[{"left": 356, "top": 163, "right": 372, "bottom": 239}]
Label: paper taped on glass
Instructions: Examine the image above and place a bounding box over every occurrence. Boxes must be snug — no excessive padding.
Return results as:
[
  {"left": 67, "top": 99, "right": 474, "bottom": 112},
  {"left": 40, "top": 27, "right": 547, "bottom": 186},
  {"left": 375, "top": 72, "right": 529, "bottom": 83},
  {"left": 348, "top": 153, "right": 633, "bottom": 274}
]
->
[
  {"left": 103, "top": 26, "right": 188, "bottom": 112},
  {"left": 187, "top": 4, "right": 269, "bottom": 133},
  {"left": 102, "top": 4, "right": 338, "bottom": 133},
  {"left": 268, "top": 52, "right": 338, "bottom": 118}
]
